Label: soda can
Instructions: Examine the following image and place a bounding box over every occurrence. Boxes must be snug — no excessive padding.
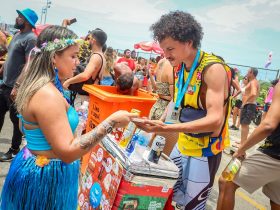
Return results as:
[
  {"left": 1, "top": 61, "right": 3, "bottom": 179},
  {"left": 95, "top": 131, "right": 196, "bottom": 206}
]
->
[{"left": 148, "top": 135, "right": 166, "bottom": 164}]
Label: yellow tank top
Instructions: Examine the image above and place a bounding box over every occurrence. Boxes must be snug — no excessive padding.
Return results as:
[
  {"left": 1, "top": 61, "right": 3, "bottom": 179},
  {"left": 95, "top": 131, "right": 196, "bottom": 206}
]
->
[{"left": 174, "top": 51, "right": 232, "bottom": 157}]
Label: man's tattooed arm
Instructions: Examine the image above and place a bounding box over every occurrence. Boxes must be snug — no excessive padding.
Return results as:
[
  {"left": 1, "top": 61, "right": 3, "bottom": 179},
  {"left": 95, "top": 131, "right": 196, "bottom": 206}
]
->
[{"left": 74, "top": 120, "right": 117, "bottom": 150}]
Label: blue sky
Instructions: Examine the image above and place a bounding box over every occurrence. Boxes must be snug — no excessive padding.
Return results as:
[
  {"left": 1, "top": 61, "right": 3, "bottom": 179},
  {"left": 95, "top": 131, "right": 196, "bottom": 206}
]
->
[{"left": 1, "top": 0, "right": 279, "bottom": 81}]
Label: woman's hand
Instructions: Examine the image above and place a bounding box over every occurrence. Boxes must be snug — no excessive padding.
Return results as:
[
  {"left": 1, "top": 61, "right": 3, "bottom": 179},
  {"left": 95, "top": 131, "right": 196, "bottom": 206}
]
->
[{"left": 106, "top": 110, "right": 139, "bottom": 128}]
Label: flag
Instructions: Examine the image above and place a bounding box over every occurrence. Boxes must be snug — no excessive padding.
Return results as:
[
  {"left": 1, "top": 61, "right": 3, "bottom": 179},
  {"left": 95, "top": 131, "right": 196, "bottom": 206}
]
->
[{"left": 265, "top": 51, "right": 272, "bottom": 68}]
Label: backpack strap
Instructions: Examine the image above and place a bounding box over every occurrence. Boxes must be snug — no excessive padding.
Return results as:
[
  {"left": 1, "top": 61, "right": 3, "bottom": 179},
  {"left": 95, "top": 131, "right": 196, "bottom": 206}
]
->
[{"left": 91, "top": 52, "right": 104, "bottom": 84}]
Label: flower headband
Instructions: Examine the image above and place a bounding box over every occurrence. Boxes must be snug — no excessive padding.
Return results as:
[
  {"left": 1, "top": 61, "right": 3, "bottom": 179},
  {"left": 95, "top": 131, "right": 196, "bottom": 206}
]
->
[{"left": 34, "top": 38, "right": 84, "bottom": 53}]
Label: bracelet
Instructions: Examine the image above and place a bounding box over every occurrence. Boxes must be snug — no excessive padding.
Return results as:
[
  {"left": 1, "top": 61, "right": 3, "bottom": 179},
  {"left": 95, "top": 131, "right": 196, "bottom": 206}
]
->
[{"left": 101, "top": 121, "right": 114, "bottom": 134}]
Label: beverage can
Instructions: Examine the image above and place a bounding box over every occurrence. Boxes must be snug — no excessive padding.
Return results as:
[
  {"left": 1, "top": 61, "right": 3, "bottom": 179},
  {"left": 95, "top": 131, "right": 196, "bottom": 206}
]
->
[
  {"left": 118, "top": 109, "right": 141, "bottom": 148},
  {"left": 148, "top": 135, "right": 166, "bottom": 164}
]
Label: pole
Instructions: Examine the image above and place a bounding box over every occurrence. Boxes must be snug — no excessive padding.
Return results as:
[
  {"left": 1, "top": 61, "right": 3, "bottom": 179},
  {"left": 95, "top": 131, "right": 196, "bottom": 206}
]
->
[
  {"left": 43, "top": 0, "right": 51, "bottom": 24},
  {"left": 40, "top": 8, "right": 43, "bottom": 24},
  {"left": 44, "top": 7, "right": 47, "bottom": 24},
  {"left": 276, "top": 69, "right": 280, "bottom": 79}
]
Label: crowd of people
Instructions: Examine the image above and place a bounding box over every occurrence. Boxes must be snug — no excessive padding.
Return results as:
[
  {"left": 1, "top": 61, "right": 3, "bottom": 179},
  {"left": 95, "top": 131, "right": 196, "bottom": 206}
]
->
[{"left": 0, "top": 7, "right": 279, "bottom": 210}]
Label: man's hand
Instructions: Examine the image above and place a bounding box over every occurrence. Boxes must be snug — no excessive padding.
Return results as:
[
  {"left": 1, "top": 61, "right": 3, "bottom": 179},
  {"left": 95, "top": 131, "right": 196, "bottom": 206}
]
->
[
  {"left": 10, "top": 87, "right": 17, "bottom": 101},
  {"left": 233, "top": 148, "right": 246, "bottom": 160},
  {"left": 132, "top": 119, "right": 167, "bottom": 132}
]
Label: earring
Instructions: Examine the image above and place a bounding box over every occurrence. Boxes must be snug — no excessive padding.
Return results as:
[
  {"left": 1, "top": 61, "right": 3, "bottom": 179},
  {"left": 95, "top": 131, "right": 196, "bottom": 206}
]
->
[
  {"left": 54, "top": 67, "right": 71, "bottom": 104},
  {"left": 54, "top": 67, "right": 63, "bottom": 93}
]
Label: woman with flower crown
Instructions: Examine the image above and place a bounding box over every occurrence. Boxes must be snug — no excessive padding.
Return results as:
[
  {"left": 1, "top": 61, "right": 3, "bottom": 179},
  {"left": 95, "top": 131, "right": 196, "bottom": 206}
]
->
[{"left": 0, "top": 25, "right": 136, "bottom": 210}]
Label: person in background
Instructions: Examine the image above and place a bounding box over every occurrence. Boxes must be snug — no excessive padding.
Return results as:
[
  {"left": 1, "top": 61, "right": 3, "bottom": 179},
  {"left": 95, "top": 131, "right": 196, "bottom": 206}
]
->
[
  {"left": 135, "top": 57, "right": 147, "bottom": 88},
  {"left": 63, "top": 28, "right": 107, "bottom": 102},
  {"left": 0, "top": 25, "right": 135, "bottom": 209},
  {"left": 133, "top": 11, "right": 232, "bottom": 209},
  {"left": 114, "top": 63, "right": 139, "bottom": 95},
  {"left": 113, "top": 49, "right": 119, "bottom": 63},
  {"left": 100, "top": 46, "right": 115, "bottom": 86},
  {"left": 230, "top": 74, "right": 247, "bottom": 131},
  {"left": 149, "top": 57, "right": 173, "bottom": 120},
  {"left": 0, "top": 30, "right": 7, "bottom": 59},
  {"left": 238, "top": 68, "right": 260, "bottom": 148},
  {"left": 217, "top": 82, "right": 280, "bottom": 210},
  {"left": 0, "top": 30, "right": 8, "bottom": 81},
  {"left": 131, "top": 50, "right": 137, "bottom": 62},
  {"left": 117, "top": 49, "right": 135, "bottom": 71},
  {"left": 0, "top": 8, "right": 38, "bottom": 162},
  {"left": 262, "top": 79, "right": 279, "bottom": 121}
]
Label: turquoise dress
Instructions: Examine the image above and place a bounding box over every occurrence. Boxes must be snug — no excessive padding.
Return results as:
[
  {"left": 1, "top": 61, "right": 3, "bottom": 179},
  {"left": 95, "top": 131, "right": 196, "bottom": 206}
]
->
[{"left": 0, "top": 106, "right": 80, "bottom": 210}]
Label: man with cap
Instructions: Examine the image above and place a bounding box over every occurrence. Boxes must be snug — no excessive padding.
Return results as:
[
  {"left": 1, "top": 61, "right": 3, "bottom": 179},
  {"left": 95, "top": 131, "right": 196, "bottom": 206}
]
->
[{"left": 0, "top": 8, "right": 38, "bottom": 161}]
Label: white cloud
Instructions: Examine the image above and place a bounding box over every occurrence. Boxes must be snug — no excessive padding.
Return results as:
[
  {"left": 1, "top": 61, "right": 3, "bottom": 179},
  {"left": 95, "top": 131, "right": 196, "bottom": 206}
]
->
[
  {"left": 196, "top": 0, "right": 280, "bottom": 34},
  {"left": 52, "top": 0, "right": 166, "bottom": 24}
]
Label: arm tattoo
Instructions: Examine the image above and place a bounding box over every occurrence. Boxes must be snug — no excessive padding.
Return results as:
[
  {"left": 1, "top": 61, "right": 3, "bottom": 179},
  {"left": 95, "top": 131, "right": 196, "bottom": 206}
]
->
[{"left": 75, "top": 120, "right": 117, "bottom": 150}]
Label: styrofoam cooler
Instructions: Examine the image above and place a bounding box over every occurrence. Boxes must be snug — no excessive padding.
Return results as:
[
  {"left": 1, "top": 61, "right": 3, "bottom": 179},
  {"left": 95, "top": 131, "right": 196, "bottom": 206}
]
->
[{"left": 102, "top": 135, "right": 179, "bottom": 210}]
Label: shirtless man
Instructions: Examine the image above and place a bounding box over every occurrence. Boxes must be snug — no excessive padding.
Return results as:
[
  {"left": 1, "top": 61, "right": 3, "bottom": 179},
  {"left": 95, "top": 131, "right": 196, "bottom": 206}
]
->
[
  {"left": 239, "top": 67, "right": 260, "bottom": 146},
  {"left": 113, "top": 63, "right": 139, "bottom": 95}
]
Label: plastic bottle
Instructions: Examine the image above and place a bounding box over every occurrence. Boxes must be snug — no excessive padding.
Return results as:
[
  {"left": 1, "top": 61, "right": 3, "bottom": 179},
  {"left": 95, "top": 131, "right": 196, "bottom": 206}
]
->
[
  {"left": 137, "top": 129, "right": 153, "bottom": 146},
  {"left": 119, "top": 109, "right": 140, "bottom": 148},
  {"left": 131, "top": 130, "right": 152, "bottom": 159},
  {"left": 222, "top": 158, "right": 242, "bottom": 181},
  {"left": 148, "top": 135, "right": 166, "bottom": 164},
  {"left": 125, "top": 134, "right": 139, "bottom": 155},
  {"left": 75, "top": 101, "right": 89, "bottom": 137}
]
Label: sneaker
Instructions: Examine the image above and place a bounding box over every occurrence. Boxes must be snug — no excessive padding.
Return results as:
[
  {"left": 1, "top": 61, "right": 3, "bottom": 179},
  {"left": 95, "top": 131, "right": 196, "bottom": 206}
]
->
[
  {"left": 230, "top": 125, "right": 239, "bottom": 130},
  {"left": 230, "top": 125, "right": 235, "bottom": 129},
  {"left": 0, "top": 148, "right": 20, "bottom": 162}
]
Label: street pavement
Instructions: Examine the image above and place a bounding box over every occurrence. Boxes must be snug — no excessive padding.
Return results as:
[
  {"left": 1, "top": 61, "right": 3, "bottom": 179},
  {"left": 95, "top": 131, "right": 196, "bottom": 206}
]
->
[{"left": 0, "top": 114, "right": 270, "bottom": 209}]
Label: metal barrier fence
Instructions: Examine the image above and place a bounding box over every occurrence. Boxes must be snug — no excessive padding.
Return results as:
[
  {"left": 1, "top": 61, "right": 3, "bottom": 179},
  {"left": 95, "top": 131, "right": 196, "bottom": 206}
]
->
[{"left": 227, "top": 63, "right": 279, "bottom": 82}]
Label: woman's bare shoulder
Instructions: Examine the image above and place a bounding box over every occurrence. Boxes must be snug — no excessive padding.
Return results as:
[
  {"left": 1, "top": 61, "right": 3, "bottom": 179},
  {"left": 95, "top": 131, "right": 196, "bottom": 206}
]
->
[{"left": 29, "top": 83, "right": 65, "bottom": 111}]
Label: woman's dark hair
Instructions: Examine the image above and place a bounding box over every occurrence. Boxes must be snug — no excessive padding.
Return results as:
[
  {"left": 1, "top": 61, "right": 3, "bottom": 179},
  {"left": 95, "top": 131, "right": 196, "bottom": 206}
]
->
[
  {"left": 271, "top": 79, "right": 279, "bottom": 86},
  {"left": 150, "top": 10, "right": 203, "bottom": 48}
]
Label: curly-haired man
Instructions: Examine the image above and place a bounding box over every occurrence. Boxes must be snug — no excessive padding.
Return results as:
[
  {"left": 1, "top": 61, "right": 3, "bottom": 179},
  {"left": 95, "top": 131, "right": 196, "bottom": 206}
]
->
[{"left": 133, "top": 11, "right": 232, "bottom": 209}]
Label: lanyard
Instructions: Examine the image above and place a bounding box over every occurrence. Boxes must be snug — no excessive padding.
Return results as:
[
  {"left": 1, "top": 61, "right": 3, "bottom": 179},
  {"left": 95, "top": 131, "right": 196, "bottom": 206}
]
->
[{"left": 175, "top": 49, "right": 201, "bottom": 109}]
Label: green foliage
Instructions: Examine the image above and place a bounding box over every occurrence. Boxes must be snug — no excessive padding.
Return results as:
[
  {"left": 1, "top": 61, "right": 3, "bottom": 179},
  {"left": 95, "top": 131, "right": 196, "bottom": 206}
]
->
[{"left": 257, "top": 80, "right": 270, "bottom": 105}]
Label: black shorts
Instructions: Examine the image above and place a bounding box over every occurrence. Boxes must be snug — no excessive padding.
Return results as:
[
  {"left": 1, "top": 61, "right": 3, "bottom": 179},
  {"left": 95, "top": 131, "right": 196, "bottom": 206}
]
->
[
  {"left": 234, "top": 99, "right": 242, "bottom": 109},
  {"left": 240, "top": 103, "right": 256, "bottom": 125}
]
